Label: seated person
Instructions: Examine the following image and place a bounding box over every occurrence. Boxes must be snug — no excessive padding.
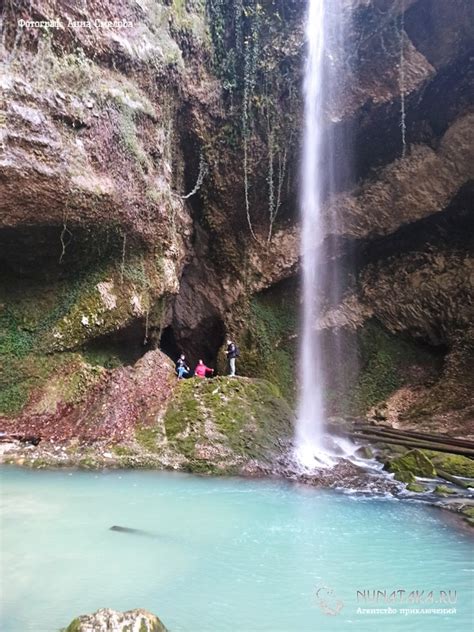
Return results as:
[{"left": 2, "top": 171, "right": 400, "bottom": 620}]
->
[
  {"left": 194, "top": 359, "right": 214, "bottom": 378},
  {"left": 175, "top": 354, "right": 190, "bottom": 379}
]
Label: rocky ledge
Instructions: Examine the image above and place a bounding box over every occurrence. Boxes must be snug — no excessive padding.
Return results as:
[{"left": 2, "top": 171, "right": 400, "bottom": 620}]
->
[{"left": 1, "top": 374, "right": 293, "bottom": 476}]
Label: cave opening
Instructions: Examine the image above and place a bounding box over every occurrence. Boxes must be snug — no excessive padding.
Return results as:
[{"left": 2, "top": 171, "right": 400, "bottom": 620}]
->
[
  {"left": 159, "top": 316, "right": 226, "bottom": 373},
  {"left": 80, "top": 319, "right": 152, "bottom": 369},
  {"left": 159, "top": 326, "right": 181, "bottom": 364}
]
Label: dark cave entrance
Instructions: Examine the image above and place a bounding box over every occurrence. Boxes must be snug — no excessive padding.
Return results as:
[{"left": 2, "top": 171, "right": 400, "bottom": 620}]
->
[
  {"left": 159, "top": 326, "right": 181, "bottom": 364},
  {"left": 159, "top": 316, "right": 226, "bottom": 372}
]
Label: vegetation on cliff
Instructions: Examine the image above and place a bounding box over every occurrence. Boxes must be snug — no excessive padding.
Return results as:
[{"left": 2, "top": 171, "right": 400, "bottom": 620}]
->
[{"left": 1, "top": 0, "right": 473, "bottom": 459}]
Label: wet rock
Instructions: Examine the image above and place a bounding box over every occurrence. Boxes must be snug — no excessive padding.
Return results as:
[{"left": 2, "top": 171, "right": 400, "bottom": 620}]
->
[
  {"left": 427, "top": 453, "right": 474, "bottom": 479},
  {"left": 64, "top": 608, "right": 168, "bottom": 632},
  {"left": 354, "top": 445, "right": 374, "bottom": 460},
  {"left": 393, "top": 470, "right": 416, "bottom": 484},
  {"left": 150, "top": 377, "right": 294, "bottom": 475},
  {"left": 385, "top": 448, "right": 437, "bottom": 479},
  {"left": 406, "top": 482, "right": 427, "bottom": 493},
  {"left": 460, "top": 506, "right": 474, "bottom": 526},
  {"left": 434, "top": 485, "right": 457, "bottom": 496},
  {"left": 0, "top": 350, "right": 175, "bottom": 444}
]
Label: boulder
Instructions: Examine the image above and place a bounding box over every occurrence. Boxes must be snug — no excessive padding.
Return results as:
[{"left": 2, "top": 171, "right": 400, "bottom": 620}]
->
[
  {"left": 386, "top": 448, "right": 436, "bottom": 479},
  {"left": 64, "top": 608, "right": 168, "bottom": 632},
  {"left": 406, "top": 482, "right": 427, "bottom": 493},
  {"left": 434, "top": 484, "right": 456, "bottom": 496},
  {"left": 427, "top": 452, "right": 474, "bottom": 479}
]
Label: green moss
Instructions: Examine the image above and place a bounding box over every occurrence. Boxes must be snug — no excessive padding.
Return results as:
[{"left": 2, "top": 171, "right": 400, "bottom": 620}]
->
[
  {"left": 81, "top": 348, "right": 123, "bottom": 369},
  {"left": 0, "top": 238, "right": 164, "bottom": 416},
  {"left": 111, "top": 445, "right": 134, "bottom": 457},
  {"left": 135, "top": 425, "right": 164, "bottom": 454},
  {"left": 161, "top": 377, "right": 292, "bottom": 466},
  {"left": 0, "top": 350, "right": 64, "bottom": 416},
  {"left": 350, "top": 320, "right": 439, "bottom": 414},
  {"left": 386, "top": 449, "right": 437, "bottom": 479},
  {"left": 406, "top": 482, "right": 427, "bottom": 493},
  {"left": 393, "top": 470, "right": 416, "bottom": 484},
  {"left": 434, "top": 485, "right": 456, "bottom": 496},
  {"left": 0, "top": 310, "right": 35, "bottom": 358},
  {"left": 231, "top": 287, "right": 298, "bottom": 403},
  {"left": 0, "top": 382, "right": 29, "bottom": 415},
  {"left": 64, "top": 617, "right": 82, "bottom": 632},
  {"left": 421, "top": 452, "right": 474, "bottom": 478},
  {"left": 115, "top": 103, "right": 150, "bottom": 170},
  {"left": 163, "top": 382, "right": 200, "bottom": 438}
]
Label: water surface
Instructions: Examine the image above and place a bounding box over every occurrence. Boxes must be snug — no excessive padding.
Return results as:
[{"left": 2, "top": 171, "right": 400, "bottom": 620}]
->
[{"left": 1, "top": 468, "right": 472, "bottom": 631}]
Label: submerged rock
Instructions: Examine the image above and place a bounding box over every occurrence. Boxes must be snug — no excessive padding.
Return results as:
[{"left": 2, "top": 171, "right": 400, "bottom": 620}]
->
[{"left": 64, "top": 608, "right": 168, "bottom": 632}]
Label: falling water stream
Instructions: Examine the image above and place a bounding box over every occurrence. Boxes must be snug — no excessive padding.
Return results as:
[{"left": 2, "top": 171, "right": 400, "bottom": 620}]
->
[{"left": 296, "top": 0, "right": 352, "bottom": 468}]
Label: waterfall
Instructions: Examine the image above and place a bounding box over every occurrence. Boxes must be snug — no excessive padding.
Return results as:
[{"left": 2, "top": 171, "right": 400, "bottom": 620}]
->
[{"left": 295, "top": 0, "right": 351, "bottom": 468}]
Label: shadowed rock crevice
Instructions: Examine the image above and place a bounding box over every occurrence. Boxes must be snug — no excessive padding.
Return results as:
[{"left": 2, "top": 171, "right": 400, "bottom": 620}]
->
[
  {"left": 0, "top": 224, "right": 126, "bottom": 278},
  {"left": 80, "top": 319, "right": 152, "bottom": 369},
  {"left": 354, "top": 181, "right": 474, "bottom": 270}
]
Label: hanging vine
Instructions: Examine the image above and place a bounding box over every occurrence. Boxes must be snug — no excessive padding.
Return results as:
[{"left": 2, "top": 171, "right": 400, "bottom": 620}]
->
[
  {"left": 206, "top": 0, "right": 297, "bottom": 244},
  {"left": 180, "top": 152, "right": 209, "bottom": 199},
  {"left": 398, "top": 3, "right": 407, "bottom": 158}
]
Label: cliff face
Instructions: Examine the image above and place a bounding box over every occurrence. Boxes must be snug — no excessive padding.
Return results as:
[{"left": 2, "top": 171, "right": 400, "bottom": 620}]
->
[{"left": 0, "top": 0, "right": 473, "bottom": 440}]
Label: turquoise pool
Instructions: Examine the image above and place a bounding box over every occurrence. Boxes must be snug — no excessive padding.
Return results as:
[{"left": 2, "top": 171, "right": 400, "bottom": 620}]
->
[{"left": 0, "top": 468, "right": 472, "bottom": 631}]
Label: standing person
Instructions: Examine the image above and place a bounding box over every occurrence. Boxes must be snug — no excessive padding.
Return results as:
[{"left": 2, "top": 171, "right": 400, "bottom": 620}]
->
[
  {"left": 194, "top": 359, "right": 214, "bottom": 379},
  {"left": 175, "top": 354, "right": 190, "bottom": 379},
  {"left": 226, "top": 339, "right": 239, "bottom": 377}
]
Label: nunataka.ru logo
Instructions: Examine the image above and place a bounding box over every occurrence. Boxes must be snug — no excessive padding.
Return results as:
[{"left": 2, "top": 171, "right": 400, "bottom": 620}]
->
[{"left": 315, "top": 586, "right": 344, "bottom": 616}]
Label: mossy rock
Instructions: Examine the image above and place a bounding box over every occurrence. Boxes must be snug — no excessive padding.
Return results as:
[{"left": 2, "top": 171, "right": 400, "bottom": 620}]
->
[
  {"left": 461, "top": 507, "right": 474, "bottom": 519},
  {"left": 393, "top": 470, "right": 416, "bottom": 484},
  {"left": 141, "top": 376, "right": 293, "bottom": 472},
  {"left": 386, "top": 449, "right": 436, "bottom": 479},
  {"left": 354, "top": 445, "right": 374, "bottom": 459},
  {"left": 434, "top": 485, "right": 456, "bottom": 496},
  {"left": 225, "top": 286, "right": 298, "bottom": 404},
  {"left": 406, "top": 482, "right": 427, "bottom": 493},
  {"left": 350, "top": 320, "right": 441, "bottom": 415},
  {"left": 422, "top": 451, "right": 474, "bottom": 479}
]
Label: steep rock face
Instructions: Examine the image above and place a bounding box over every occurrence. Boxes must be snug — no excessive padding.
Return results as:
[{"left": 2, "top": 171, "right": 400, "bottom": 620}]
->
[
  {"left": 1, "top": 377, "right": 294, "bottom": 475},
  {"left": 0, "top": 0, "right": 473, "bottom": 441},
  {"left": 0, "top": 349, "right": 175, "bottom": 442},
  {"left": 1, "top": 0, "right": 218, "bottom": 357},
  {"left": 166, "top": 0, "right": 473, "bottom": 371}
]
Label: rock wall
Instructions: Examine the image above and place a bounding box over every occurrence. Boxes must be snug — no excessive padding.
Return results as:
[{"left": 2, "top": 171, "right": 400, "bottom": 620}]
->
[{"left": 1, "top": 0, "right": 473, "bottom": 441}]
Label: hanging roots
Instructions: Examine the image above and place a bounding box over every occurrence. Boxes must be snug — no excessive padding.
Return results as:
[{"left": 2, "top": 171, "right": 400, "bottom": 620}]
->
[
  {"left": 120, "top": 232, "right": 127, "bottom": 284},
  {"left": 398, "top": 2, "right": 407, "bottom": 158},
  {"left": 59, "top": 219, "right": 72, "bottom": 264},
  {"left": 181, "top": 152, "right": 208, "bottom": 199}
]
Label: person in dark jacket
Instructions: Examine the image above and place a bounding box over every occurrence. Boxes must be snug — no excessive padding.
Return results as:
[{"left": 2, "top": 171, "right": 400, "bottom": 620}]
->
[
  {"left": 226, "top": 339, "right": 238, "bottom": 377},
  {"left": 175, "top": 354, "right": 190, "bottom": 379}
]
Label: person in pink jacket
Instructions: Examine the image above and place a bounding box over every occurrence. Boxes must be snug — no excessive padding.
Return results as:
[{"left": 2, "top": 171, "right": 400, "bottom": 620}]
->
[{"left": 194, "top": 359, "right": 214, "bottom": 378}]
